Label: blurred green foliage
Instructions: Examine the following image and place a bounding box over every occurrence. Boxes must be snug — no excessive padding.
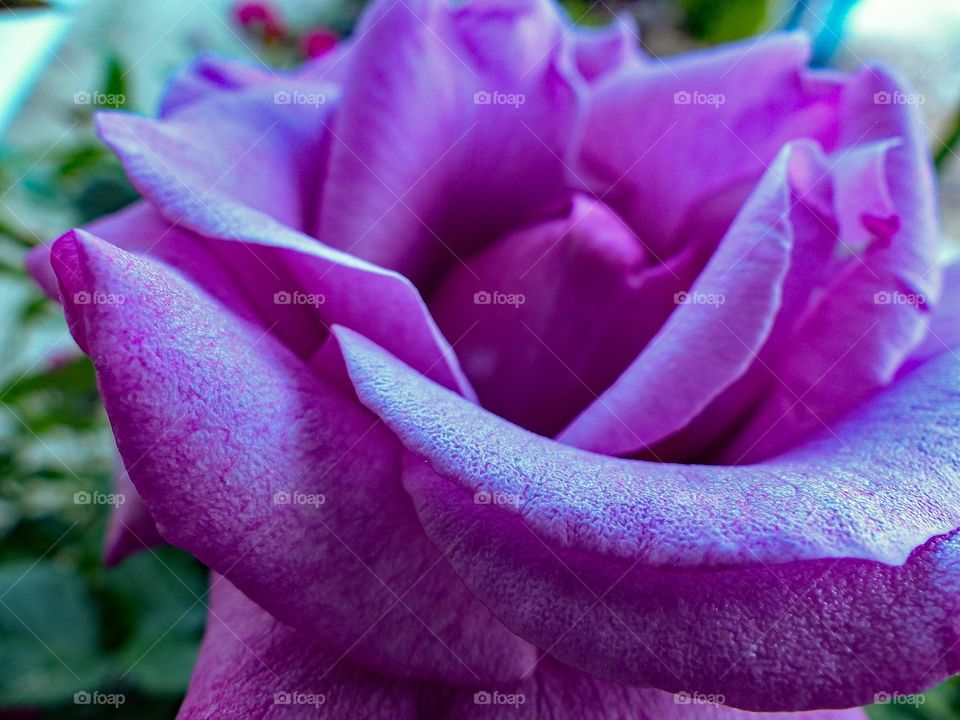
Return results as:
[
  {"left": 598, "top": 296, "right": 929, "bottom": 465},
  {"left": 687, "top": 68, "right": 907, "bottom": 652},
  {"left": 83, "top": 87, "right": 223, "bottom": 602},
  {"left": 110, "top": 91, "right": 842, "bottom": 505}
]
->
[{"left": 678, "top": 0, "right": 770, "bottom": 41}]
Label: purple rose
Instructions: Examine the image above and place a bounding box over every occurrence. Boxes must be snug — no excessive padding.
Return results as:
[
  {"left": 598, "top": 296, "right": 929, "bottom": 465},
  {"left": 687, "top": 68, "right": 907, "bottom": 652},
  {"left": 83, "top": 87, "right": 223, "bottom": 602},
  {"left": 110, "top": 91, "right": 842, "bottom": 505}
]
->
[{"left": 27, "top": 0, "right": 960, "bottom": 717}]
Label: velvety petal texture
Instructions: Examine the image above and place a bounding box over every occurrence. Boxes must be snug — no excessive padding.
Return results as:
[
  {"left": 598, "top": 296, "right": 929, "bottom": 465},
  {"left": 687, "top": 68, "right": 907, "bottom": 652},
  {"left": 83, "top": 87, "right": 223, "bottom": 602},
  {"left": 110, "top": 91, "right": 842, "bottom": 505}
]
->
[
  {"left": 50, "top": 232, "right": 534, "bottom": 683},
  {"left": 338, "top": 328, "right": 960, "bottom": 710}
]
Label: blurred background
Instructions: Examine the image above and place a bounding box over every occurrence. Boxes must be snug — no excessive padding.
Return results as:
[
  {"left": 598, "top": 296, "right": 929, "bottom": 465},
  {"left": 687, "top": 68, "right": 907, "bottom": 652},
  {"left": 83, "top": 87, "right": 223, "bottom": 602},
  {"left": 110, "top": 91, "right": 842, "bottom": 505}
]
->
[{"left": 0, "top": 0, "right": 957, "bottom": 717}]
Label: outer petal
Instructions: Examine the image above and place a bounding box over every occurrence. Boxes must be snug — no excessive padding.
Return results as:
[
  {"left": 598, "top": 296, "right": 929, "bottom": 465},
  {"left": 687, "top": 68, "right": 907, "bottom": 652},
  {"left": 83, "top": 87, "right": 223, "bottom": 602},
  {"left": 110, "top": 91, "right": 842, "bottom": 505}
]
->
[
  {"left": 573, "top": 33, "right": 843, "bottom": 258},
  {"left": 177, "top": 577, "right": 436, "bottom": 719},
  {"left": 95, "top": 101, "right": 475, "bottom": 396},
  {"left": 338, "top": 329, "right": 960, "bottom": 710},
  {"left": 159, "top": 45, "right": 352, "bottom": 117},
  {"left": 442, "top": 658, "right": 867, "bottom": 719},
  {"left": 28, "top": 202, "right": 328, "bottom": 362},
  {"left": 101, "top": 83, "right": 335, "bottom": 233},
  {"left": 316, "top": 0, "right": 580, "bottom": 286},
  {"left": 50, "top": 232, "right": 534, "bottom": 683},
  {"left": 159, "top": 54, "right": 289, "bottom": 116}
]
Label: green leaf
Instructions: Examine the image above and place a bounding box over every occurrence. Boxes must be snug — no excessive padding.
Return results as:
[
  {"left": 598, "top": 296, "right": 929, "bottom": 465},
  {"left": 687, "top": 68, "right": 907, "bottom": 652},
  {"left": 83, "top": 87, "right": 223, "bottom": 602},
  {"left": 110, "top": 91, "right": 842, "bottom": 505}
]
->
[
  {"left": 101, "top": 549, "right": 205, "bottom": 696},
  {"left": 0, "top": 561, "right": 104, "bottom": 706}
]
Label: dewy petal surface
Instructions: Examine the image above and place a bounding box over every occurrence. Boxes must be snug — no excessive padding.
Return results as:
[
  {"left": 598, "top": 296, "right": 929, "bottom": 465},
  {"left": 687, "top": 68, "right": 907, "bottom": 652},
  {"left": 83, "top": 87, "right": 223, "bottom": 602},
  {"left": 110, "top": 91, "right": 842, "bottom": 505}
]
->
[
  {"left": 339, "top": 328, "right": 960, "bottom": 710},
  {"left": 50, "top": 232, "right": 534, "bottom": 683}
]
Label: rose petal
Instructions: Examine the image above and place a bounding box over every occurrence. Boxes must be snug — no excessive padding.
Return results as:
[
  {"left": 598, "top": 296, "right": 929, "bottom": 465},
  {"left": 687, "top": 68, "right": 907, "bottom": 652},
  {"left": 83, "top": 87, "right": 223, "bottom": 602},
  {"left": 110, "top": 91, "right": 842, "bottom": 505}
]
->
[
  {"left": 442, "top": 657, "right": 868, "bottom": 719},
  {"left": 88, "top": 108, "right": 475, "bottom": 395},
  {"left": 573, "top": 32, "right": 844, "bottom": 259},
  {"left": 161, "top": 45, "right": 352, "bottom": 118},
  {"left": 99, "top": 81, "right": 333, "bottom": 233},
  {"left": 429, "top": 194, "right": 680, "bottom": 436},
  {"left": 51, "top": 232, "right": 534, "bottom": 683},
  {"left": 338, "top": 328, "right": 960, "bottom": 710},
  {"left": 559, "top": 141, "right": 836, "bottom": 455},
  {"left": 104, "top": 456, "right": 164, "bottom": 566},
  {"left": 904, "top": 260, "right": 960, "bottom": 368},
  {"left": 567, "top": 12, "right": 641, "bottom": 84},
  {"left": 29, "top": 202, "right": 327, "bottom": 360},
  {"left": 722, "top": 66, "right": 941, "bottom": 462},
  {"left": 316, "top": 0, "right": 580, "bottom": 287},
  {"left": 177, "top": 576, "right": 437, "bottom": 719}
]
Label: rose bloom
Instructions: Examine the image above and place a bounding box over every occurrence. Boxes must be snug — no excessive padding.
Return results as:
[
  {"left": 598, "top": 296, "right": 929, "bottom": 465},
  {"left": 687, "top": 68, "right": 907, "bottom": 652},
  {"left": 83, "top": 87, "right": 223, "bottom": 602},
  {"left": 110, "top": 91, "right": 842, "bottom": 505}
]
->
[{"left": 27, "top": 0, "right": 960, "bottom": 718}]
